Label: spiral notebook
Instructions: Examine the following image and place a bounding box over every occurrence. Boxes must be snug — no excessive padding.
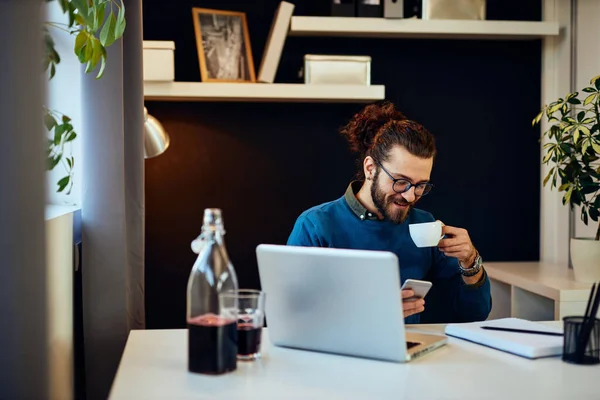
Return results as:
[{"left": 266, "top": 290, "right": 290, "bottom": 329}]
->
[{"left": 444, "top": 318, "right": 564, "bottom": 359}]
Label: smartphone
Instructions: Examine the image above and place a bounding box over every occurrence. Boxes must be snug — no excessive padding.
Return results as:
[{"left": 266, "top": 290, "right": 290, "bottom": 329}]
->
[{"left": 401, "top": 279, "right": 432, "bottom": 301}]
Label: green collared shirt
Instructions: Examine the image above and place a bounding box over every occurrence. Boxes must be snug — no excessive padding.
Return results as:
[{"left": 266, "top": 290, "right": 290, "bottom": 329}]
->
[{"left": 344, "top": 181, "right": 380, "bottom": 221}]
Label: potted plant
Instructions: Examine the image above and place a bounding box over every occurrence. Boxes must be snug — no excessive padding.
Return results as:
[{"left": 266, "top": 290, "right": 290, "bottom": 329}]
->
[
  {"left": 533, "top": 75, "right": 600, "bottom": 282},
  {"left": 44, "top": 0, "right": 126, "bottom": 194}
]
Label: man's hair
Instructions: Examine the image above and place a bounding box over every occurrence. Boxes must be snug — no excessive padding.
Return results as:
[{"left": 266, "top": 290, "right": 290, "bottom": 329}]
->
[{"left": 339, "top": 101, "right": 437, "bottom": 179}]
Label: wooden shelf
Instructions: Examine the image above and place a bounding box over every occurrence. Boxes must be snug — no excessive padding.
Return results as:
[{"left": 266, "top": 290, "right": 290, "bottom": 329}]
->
[
  {"left": 288, "top": 17, "right": 560, "bottom": 40},
  {"left": 144, "top": 82, "right": 385, "bottom": 103}
]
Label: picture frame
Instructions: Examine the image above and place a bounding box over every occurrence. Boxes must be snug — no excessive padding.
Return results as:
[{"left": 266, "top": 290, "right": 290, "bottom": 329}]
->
[{"left": 192, "top": 8, "right": 256, "bottom": 83}]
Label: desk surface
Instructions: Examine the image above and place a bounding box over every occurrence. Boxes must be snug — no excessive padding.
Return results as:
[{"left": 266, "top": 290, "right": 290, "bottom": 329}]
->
[{"left": 109, "top": 323, "right": 599, "bottom": 400}]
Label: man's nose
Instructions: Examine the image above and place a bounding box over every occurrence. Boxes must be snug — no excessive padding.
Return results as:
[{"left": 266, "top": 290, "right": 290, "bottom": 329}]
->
[{"left": 401, "top": 186, "right": 416, "bottom": 203}]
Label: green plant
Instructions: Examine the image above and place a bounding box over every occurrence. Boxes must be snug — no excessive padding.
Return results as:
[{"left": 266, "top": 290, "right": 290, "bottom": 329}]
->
[
  {"left": 533, "top": 75, "right": 600, "bottom": 241},
  {"left": 44, "top": 0, "right": 126, "bottom": 194}
]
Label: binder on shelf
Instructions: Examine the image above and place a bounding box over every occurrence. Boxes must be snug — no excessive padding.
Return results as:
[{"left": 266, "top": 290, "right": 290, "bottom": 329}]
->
[
  {"left": 331, "top": 0, "right": 356, "bottom": 17},
  {"left": 357, "top": 0, "right": 382, "bottom": 18},
  {"left": 384, "top": 0, "right": 422, "bottom": 19},
  {"left": 383, "top": 0, "right": 403, "bottom": 18}
]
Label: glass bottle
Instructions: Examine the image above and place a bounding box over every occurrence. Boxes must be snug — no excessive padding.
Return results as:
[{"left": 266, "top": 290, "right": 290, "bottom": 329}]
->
[{"left": 186, "top": 208, "right": 239, "bottom": 375}]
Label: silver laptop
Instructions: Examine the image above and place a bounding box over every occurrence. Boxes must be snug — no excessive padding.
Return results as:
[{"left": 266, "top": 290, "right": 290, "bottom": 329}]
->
[{"left": 255, "top": 244, "right": 448, "bottom": 362}]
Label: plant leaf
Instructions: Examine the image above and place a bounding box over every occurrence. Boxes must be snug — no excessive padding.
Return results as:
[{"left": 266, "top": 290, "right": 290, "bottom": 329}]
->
[
  {"left": 96, "top": 47, "right": 107, "bottom": 79},
  {"left": 74, "top": 31, "right": 87, "bottom": 56},
  {"left": 66, "top": 157, "right": 72, "bottom": 169},
  {"left": 100, "top": 13, "right": 117, "bottom": 47},
  {"left": 84, "top": 37, "right": 93, "bottom": 62},
  {"left": 582, "top": 140, "right": 590, "bottom": 155},
  {"left": 116, "top": 2, "right": 126, "bottom": 38},
  {"left": 574, "top": 129, "right": 581, "bottom": 144},
  {"left": 44, "top": 113, "right": 57, "bottom": 131},
  {"left": 57, "top": 176, "right": 70, "bottom": 192},
  {"left": 582, "top": 209, "right": 589, "bottom": 225},
  {"left": 66, "top": 132, "right": 77, "bottom": 142},
  {"left": 590, "top": 207, "right": 599, "bottom": 222},
  {"left": 582, "top": 117, "right": 596, "bottom": 124},
  {"left": 548, "top": 102, "right": 563, "bottom": 115},
  {"left": 582, "top": 184, "right": 599, "bottom": 195},
  {"left": 583, "top": 87, "right": 597, "bottom": 93},
  {"left": 543, "top": 169, "right": 552, "bottom": 186},
  {"left": 54, "top": 124, "right": 66, "bottom": 145},
  {"left": 578, "top": 111, "right": 585, "bottom": 122},
  {"left": 47, "top": 154, "right": 62, "bottom": 170},
  {"left": 584, "top": 93, "right": 598, "bottom": 105},
  {"left": 90, "top": 37, "right": 102, "bottom": 71},
  {"left": 94, "top": 1, "right": 107, "bottom": 31},
  {"left": 558, "top": 183, "right": 570, "bottom": 191},
  {"left": 568, "top": 97, "right": 582, "bottom": 105},
  {"left": 532, "top": 110, "right": 544, "bottom": 126},
  {"left": 580, "top": 125, "right": 591, "bottom": 136},
  {"left": 592, "top": 142, "right": 600, "bottom": 154},
  {"left": 71, "top": 0, "right": 92, "bottom": 25},
  {"left": 565, "top": 186, "right": 574, "bottom": 204}
]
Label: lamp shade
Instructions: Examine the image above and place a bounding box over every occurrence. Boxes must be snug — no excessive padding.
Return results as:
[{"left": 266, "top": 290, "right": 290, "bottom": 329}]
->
[{"left": 144, "top": 107, "right": 170, "bottom": 159}]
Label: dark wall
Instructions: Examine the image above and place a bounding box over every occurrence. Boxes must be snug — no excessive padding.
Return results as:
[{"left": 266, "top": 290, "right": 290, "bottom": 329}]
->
[{"left": 143, "top": 0, "right": 542, "bottom": 329}]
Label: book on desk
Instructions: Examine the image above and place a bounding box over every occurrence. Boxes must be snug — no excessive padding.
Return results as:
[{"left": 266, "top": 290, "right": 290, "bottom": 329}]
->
[{"left": 444, "top": 318, "right": 564, "bottom": 359}]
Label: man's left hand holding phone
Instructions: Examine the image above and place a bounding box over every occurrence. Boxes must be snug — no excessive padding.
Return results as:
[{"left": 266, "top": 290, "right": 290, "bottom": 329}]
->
[{"left": 401, "top": 279, "right": 432, "bottom": 318}]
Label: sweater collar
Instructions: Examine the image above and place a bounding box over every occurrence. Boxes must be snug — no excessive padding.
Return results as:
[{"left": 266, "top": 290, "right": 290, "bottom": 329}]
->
[{"left": 344, "top": 181, "right": 381, "bottom": 221}]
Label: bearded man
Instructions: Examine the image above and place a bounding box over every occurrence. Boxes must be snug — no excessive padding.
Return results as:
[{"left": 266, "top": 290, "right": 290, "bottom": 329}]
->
[{"left": 287, "top": 102, "right": 491, "bottom": 324}]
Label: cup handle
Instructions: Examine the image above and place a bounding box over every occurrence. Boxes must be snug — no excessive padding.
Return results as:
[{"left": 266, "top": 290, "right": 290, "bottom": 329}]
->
[{"left": 438, "top": 220, "right": 446, "bottom": 241}]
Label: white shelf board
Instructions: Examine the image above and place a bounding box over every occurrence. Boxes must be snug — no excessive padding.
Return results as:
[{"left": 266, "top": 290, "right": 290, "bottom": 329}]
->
[
  {"left": 484, "top": 261, "right": 594, "bottom": 302},
  {"left": 289, "top": 17, "right": 560, "bottom": 39},
  {"left": 144, "top": 82, "right": 385, "bottom": 103}
]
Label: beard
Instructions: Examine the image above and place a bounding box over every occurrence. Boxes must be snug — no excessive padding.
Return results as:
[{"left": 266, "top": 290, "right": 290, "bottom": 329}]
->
[{"left": 370, "top": 168, "right": 413, "bottom": 224}]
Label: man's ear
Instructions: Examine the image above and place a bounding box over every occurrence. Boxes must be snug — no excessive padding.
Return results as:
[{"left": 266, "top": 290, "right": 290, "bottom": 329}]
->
[{"left": 363, "top": 156, "right": 376, "bottom": 181}]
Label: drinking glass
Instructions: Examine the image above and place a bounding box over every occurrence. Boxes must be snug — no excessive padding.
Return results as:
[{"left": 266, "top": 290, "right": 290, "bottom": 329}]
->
[{"left": 222, "top": 289, "right": 266, "bottom": 361}]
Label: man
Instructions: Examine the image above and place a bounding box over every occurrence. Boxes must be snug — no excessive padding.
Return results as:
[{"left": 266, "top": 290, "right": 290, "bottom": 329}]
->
[{"left": 287, "top": 102, "right": 491, "bottom": 324}]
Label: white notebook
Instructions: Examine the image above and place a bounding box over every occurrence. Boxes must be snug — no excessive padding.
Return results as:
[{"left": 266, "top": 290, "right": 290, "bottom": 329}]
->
[{"left": 444, "top": 318, "right": 564, "bottom": 359}]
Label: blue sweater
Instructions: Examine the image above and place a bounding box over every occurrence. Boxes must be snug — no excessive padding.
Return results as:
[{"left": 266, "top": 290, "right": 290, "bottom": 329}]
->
[{"left": 287, "top": 184, "right": 491, "bottom": 324}]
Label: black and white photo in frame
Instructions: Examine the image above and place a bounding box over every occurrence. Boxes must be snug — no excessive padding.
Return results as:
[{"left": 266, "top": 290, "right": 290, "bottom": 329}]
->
[{"left": 192, "top": 8, "right": 256, "bottom": 82}]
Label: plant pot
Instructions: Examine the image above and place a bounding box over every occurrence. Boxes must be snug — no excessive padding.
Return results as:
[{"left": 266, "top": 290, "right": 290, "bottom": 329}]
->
[{"left": 570, "top": 238, "right": 600, "bottom": 283}]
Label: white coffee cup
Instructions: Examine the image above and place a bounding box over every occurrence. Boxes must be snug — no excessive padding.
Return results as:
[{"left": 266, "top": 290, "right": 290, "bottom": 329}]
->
[{"left": 409, "top": 220, "right": 444, "bottom": 248}]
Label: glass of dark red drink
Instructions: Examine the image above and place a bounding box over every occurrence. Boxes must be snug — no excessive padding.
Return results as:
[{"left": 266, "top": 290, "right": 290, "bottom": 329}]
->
[{"left": 222, "top": 289, "right": 266, "bottom": 361}]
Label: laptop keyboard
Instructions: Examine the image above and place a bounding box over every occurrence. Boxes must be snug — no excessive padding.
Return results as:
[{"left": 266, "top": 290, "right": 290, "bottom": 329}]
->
[{"left": 406, "top": 341, "right": 420, "bottom": 349}]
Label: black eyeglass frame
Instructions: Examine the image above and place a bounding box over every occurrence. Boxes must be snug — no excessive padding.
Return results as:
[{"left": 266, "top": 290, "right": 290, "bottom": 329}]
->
[{"left": 375, "top": 160, "right": 434, "bottom": 196}]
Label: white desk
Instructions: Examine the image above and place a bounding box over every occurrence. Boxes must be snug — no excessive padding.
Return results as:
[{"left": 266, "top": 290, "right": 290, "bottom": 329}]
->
[{"left": 109, "top": 323, "right": 599, "bottom": 400}]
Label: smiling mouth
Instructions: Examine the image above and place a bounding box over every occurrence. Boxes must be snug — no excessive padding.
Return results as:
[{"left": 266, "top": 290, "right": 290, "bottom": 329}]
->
[{"left": 392, "top": 200, "right": 410, "bottom": 208}]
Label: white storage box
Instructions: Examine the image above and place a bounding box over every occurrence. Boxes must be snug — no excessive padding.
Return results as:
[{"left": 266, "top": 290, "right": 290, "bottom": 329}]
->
[
  {"left": 304, "top": 55, "right": 371, "bottom": 85},
  {"left": 143, "top": 40, "right": 175, "bottom": 81}
]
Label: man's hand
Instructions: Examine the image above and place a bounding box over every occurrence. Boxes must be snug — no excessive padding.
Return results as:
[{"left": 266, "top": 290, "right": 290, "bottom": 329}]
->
[
  {"left": 402, "top": 289, "right": 425, "bottom": 318},
  {"left": 437, "top": 224, "right": 477, "bottom": 267}
]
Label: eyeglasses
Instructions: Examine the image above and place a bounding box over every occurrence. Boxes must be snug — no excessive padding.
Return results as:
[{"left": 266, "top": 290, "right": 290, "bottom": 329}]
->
[{"left": 375, "top": 160, "right": 434, "bottom": 196}]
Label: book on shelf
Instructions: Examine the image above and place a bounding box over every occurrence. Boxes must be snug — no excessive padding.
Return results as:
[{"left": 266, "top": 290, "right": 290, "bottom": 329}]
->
[{"left": 257, "top": 1, "right": 295, "bottom": 84}]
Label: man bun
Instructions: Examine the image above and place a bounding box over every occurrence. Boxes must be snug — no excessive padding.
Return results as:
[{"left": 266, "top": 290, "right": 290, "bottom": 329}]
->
[{"left": 339, "top": 101, "right": 406, "bottom": 157}]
